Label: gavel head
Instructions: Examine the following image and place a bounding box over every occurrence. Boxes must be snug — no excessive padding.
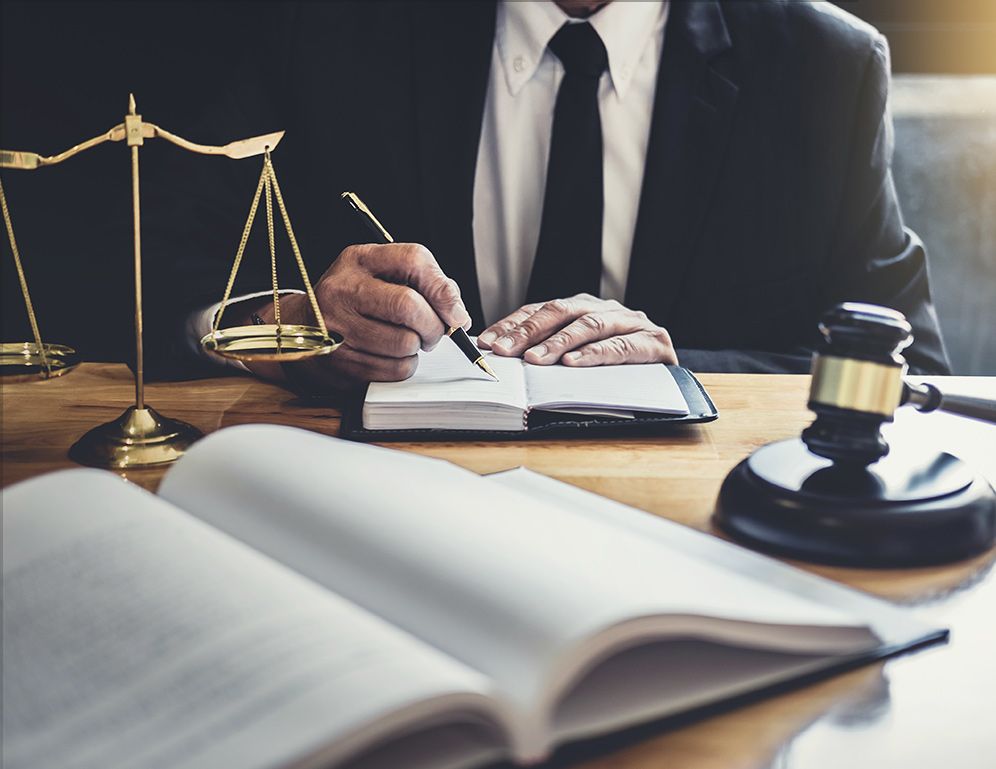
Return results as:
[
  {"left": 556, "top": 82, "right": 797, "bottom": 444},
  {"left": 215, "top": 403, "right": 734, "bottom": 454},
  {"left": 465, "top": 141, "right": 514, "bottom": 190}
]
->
[{"left": 801, "top": 303, "right": 912, "bottom": 466}]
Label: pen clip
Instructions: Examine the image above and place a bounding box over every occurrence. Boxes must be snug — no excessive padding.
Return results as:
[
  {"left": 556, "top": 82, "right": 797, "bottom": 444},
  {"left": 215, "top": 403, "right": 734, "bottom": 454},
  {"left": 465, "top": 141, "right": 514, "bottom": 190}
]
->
[{"left": 341, "top": 191, "right": 394, "bottom": 243}]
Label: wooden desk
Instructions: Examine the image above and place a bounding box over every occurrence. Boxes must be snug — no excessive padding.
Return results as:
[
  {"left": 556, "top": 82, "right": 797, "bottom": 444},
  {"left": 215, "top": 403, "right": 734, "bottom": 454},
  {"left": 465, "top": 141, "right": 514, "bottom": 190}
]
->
[{"left": 3, "top": 364, "right": 994, "bottom": 768}]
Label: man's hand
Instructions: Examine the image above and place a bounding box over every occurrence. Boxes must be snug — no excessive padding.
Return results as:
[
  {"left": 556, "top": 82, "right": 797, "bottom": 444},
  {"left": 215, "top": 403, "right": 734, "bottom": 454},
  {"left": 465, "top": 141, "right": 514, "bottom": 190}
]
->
[
  {"left": 248, "top": 243, "right": 470, "bottom": 388},
  {"left": 477, "top": 294, "right": 678, "bottom": 366}
]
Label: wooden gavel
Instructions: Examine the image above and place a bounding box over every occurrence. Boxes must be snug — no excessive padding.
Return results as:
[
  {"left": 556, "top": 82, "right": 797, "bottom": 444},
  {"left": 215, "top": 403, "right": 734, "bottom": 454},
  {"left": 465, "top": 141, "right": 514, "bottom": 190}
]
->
[{"left": 802, "top": 302, "right": 996, "bottom": 466}]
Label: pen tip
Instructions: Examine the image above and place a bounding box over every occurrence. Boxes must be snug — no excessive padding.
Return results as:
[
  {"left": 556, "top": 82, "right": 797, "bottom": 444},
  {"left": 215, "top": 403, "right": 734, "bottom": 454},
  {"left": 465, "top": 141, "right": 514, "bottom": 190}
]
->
[{"left": 478, "top": 359, "right": 500, "bottom": 382}]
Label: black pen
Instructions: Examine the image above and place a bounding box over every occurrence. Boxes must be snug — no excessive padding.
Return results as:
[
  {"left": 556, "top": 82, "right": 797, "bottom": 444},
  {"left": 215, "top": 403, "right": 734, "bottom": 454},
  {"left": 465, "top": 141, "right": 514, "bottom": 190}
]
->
[{"left": 341, "top": 191, "right": 499, "bottom": 382}]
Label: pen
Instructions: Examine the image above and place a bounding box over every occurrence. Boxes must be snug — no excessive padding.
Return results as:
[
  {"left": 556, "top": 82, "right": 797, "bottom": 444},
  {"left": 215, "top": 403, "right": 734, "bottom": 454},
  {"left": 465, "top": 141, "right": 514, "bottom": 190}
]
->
[{"left": 341, "top": 191, "right": 499, "bottom": 382}]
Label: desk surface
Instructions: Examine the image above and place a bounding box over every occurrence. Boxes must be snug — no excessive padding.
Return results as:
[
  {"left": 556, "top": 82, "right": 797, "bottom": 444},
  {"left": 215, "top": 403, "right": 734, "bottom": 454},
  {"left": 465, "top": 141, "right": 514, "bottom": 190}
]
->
[{"left": 2, "top": 364, "right": 994, "bottom": 768}]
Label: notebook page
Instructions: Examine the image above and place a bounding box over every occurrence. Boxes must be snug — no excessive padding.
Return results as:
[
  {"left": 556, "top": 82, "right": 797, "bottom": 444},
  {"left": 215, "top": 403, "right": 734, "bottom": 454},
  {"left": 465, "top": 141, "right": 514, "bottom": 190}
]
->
[
  {"left": 365, "top": 342, "right": 527, "bottom": 410},
  {"left": 523, "top": 363, "right": 689, "bottom": 414},
  {"left": 363, "top": 341, "right": 530, "bottom": 431}
]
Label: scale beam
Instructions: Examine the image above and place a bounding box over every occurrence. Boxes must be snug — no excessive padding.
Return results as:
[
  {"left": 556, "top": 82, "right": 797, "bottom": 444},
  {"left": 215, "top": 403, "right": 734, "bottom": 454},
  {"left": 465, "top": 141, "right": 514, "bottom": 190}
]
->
[
  {"left": 152, "top": 126, "right": 285, "bottom": 159},
  {"left": 1, "top": 125, "right": 283, "bottom": 170}
]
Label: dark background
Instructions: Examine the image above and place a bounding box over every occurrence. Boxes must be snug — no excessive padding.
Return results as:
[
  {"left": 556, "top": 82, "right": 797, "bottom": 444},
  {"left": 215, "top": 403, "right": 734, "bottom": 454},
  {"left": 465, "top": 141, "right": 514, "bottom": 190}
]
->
[{"left": 2, "top": 1, "right": 994, "bottom": 368}]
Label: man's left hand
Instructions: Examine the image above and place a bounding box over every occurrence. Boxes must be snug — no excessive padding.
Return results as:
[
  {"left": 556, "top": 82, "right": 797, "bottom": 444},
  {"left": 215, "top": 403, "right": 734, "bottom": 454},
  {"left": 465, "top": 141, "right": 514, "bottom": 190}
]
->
[{"left": 477, "top": 294, "right": 678, "bottom": 366}]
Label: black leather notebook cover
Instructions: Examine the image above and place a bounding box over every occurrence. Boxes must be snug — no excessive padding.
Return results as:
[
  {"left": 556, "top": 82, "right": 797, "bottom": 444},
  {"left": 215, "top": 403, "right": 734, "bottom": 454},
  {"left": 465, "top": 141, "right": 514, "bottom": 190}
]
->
[{"left": 340, "top": 365, "right": 718, "bottom": 443}]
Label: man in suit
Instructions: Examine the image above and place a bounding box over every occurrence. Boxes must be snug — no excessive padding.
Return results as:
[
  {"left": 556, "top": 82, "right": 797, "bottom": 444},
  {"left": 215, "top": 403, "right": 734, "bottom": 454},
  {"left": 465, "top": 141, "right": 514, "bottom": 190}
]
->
[{"left": 170, "top": 0, "right": 949, "bottom": 387}]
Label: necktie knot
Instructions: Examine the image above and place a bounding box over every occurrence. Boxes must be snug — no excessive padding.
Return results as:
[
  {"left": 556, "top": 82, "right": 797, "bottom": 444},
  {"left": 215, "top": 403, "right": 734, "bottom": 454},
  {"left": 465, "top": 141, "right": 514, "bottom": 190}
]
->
[{"left": 548, "top": 22, "right": 608, "bottom": 80}]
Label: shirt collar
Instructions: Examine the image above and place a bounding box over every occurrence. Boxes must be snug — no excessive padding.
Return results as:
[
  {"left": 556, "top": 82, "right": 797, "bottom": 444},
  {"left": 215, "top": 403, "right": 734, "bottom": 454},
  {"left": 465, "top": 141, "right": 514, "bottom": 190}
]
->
[{"left": 497, "top": 0, "right": 668, "bottom": 100}]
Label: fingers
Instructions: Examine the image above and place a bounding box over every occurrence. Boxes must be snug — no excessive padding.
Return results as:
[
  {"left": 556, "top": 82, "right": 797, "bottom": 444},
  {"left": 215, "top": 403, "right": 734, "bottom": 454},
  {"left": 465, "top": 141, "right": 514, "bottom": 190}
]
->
[
  {"left": 308, "top": 343, "right": 419, "bottom": 385},
  {"left": 561, "top": 329, "right": 678, "bottom": 367},
  {"left": 357, "top": 243, "right": 471, "bottom": 330},
  {"left": 488, "top": 295, "right": 617, "bottom": 357},
  {"left": 476, "top": 295, "right": 677, "bottom": 368},
  {"left": 477, "top": 303, "right": 543, "bottom": 349},
  {"left": 522, "top": 309, "right": 648, "bottom": 364},
  {"left": 335, "top": 312, "right": 423, "bottom": 359},
  {"left": 350, "top": 278, "right": 447, "bottom": 351}
]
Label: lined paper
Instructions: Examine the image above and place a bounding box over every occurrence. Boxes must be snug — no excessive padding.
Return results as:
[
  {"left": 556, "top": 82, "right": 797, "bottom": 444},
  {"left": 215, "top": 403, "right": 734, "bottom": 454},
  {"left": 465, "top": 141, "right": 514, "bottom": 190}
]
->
[
  {"left": 525, "top": 363, "right": 689, "bottom": 415},
  {"left": 363, "top": 338, "right": 689, "bottom": 431},
  {"left": 363, "top": 342, "right": 527, "bottom": 430}
]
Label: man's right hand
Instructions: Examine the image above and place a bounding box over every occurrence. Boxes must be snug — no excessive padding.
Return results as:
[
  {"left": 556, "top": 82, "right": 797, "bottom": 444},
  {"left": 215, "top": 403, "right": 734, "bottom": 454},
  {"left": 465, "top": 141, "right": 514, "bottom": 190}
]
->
[{"left": 245, "top": 243, "right": 470, "bottom": 389}]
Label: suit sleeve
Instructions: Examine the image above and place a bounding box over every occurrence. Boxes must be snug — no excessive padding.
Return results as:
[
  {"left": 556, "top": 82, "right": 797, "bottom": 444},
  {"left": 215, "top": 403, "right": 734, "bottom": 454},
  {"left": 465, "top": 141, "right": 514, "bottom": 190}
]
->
[
  {"left": 823, "top": 34, "right": 950, "bottom": 375},
  {"left": 676, "top": 33, "right": 949, "bottom": 376},
  {"left": 674, "top": 347, "right": 812, "bottom": 374}
]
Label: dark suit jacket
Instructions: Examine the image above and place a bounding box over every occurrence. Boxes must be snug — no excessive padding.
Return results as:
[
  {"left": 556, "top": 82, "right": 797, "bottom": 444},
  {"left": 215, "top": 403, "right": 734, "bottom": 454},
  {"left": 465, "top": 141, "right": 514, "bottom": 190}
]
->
[{"left": 145, "top": 0, "right": 950, "bottom": 376}]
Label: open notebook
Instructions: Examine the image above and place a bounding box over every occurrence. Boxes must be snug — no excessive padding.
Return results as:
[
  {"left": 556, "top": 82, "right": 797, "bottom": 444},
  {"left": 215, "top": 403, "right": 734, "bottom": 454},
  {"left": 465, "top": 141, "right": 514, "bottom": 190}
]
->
[
  {"left": 359, "top": 340, "right": 705, "bottom": 435},
  {"left": 2, "top": 425, "right": 943, "bottom": 769}
]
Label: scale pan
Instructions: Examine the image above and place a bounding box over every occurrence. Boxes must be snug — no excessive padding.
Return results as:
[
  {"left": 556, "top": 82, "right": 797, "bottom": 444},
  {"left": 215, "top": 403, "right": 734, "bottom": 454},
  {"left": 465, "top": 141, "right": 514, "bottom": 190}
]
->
[
  {"left": 0, "top": 342, "right": 80, "bottom": 382},
  {"left": 201, "top": 324, "right": 343, "bottom": 362}
]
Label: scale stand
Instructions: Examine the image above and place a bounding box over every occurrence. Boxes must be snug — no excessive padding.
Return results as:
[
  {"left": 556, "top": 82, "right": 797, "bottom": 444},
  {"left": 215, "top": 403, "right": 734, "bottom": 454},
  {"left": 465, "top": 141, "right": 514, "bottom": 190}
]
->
[{"left": 1, "top": 94, "right": 298, "bottom": 468}]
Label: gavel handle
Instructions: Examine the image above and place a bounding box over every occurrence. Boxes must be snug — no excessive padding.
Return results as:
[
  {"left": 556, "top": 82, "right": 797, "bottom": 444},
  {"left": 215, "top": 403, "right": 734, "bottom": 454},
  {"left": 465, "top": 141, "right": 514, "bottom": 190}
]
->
[{"left": 904, "top": 382, "right": 996, "bottom": 425}]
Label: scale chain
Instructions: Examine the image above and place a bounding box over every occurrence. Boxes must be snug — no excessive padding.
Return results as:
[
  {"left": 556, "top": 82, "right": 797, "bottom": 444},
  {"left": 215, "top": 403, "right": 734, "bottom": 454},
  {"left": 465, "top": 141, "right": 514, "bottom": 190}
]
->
[
  {"left": 210, "top": 153, "right": 331, "bottom": 350},
  {"left": 212, "top": 164, "right": 268, "bottom": 334},
  {"left": 263, "top": 151, "right": 281, "bottom": 328},
  {"left": 0, "top": 177, "right": 50, "bottom": 374},
  {"left": 264, "top": 158, "right": 329, "bottom": 338}
]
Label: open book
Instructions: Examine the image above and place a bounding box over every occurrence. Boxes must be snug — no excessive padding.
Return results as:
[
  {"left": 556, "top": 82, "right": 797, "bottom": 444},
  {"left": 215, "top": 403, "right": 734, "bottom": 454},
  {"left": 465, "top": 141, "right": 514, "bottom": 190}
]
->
[
  {"left": 2, "top": 425, "right": 943, "bottom": 769},
  {"left": 362, "top": 341, "right": 691, "bottom": 432}
]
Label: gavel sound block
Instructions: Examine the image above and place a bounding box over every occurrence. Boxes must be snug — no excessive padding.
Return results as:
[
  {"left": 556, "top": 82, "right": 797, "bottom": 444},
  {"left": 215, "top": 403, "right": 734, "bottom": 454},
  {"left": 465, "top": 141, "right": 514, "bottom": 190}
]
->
[{"left": 715, "top": 303, "right": 996, "bottom": 567}]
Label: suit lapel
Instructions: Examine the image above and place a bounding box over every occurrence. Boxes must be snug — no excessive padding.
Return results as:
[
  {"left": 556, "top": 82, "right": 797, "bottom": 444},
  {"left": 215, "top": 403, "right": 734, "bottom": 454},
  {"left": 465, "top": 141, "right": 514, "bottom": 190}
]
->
[
  {"left": 625, "top": 0, "right": 738, "bottom": 321},
  {"left": 411, "top": 1, "right": 497, "bottom": 329}
]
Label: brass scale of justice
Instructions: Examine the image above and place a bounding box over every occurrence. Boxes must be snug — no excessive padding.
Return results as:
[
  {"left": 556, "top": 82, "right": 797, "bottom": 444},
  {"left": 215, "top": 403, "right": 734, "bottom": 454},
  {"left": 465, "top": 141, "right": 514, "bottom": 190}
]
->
[{"left": 1, "top": 95, "right": 343, "bottom": 468}]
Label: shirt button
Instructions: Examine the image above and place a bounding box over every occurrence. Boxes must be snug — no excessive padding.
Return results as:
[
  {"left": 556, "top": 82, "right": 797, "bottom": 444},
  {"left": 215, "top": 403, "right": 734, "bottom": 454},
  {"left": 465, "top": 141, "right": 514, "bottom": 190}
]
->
[{"left": 513, "top": 55, "right": 526, "bottom": 73}]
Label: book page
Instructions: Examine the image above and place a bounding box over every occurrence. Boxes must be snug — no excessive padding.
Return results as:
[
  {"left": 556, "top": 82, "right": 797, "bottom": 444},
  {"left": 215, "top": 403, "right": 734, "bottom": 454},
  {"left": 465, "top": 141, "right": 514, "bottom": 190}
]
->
[
  {"left": 524, "top": 362, "right": 689, "bottom": 414},
  {"left": 2, "top": 470, "right": 510, "bottom": 769},
  {"left": 488, "top": 468, "right": 942, "bottom": 744},
  {"left": 363, "top": 342, "right": 527, "bottom": 430},
  {"left": 488, "top": 468, "right": 937, "bottom": 648},
  {"left": 160, "top": 425, "right": 880, "bottom": 753}
]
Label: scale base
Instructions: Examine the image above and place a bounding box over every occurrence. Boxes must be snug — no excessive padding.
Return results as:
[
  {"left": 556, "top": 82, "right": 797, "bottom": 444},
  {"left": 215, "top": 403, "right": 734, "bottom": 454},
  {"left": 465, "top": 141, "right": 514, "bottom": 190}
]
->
[
  {"left": 69, "top": 406, "right": 203, "bottom": 469},
  {"left": 715, "top": 438, "right": 996, "bottom": 567}
]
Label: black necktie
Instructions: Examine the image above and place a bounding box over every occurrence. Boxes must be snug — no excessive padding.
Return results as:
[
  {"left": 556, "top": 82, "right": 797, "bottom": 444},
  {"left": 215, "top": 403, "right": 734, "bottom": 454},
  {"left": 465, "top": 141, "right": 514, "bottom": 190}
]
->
[{"left": 526, "top": 22, "right": 609, "bottom": 305}]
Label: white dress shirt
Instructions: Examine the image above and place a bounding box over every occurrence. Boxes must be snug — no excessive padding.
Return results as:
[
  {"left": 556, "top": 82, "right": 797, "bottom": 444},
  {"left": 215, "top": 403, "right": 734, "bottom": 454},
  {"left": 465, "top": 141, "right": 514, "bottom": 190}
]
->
[
  {"left": 192, "top": 0, "right": 669, "bottom": 357},
  {"left": 473, "top": 0, "right": 668, "bottom": 325}
]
